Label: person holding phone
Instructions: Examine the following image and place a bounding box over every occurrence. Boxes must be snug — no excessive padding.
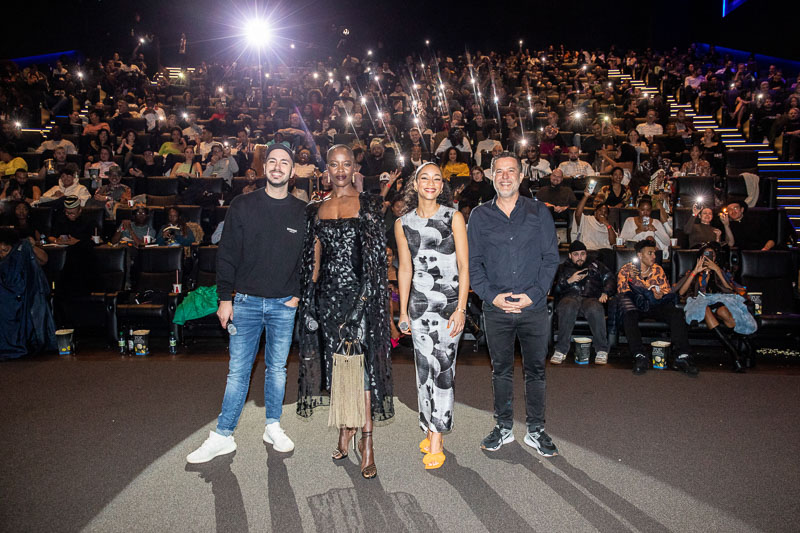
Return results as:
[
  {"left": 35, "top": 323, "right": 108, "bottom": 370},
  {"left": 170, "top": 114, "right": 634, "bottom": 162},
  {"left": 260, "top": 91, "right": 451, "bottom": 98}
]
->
[
  {"left": 684, "top": 203, "right": 723, "bottom": 248},
  {"left": 616, "top": 239, "right": 698, "bottom": 376},
  {"left": 550, "top": 241, "right": 615, "bottom": 365},
  {"left": 395, "top": 162, "right": 469, "bottom": 469},
  {"left": 187, "top": 144, "right": 305, "bottom": 464},
  {"left": 674, "top": 242, "right": 756, "bottom": 372},
  {"left": 468, "top": 150, "right": 560, "bottom": 457}
]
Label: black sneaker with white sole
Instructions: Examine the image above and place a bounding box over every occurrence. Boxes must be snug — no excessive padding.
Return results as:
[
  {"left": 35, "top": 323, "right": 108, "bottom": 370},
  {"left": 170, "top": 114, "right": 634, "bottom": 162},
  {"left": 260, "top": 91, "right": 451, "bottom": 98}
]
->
[
  {"left": 524, "top": 427, "right": 559, "bottom": 457},
  {"left": 480, "top": 425, "right": 514, "bottom": 451}
]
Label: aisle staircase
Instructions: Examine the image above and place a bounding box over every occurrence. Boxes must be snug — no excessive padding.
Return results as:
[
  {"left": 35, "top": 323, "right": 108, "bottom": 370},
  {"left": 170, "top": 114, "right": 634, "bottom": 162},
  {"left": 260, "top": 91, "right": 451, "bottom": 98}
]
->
[{"left": 608, "top": 69, "right": 800, "bottom": 237}]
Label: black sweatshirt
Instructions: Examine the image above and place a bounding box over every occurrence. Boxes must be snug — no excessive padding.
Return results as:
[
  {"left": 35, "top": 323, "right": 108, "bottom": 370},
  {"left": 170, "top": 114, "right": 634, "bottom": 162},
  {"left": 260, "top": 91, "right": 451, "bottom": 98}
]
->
[{"left": 216, "top": 189, "right": 306, "bottom": 301}]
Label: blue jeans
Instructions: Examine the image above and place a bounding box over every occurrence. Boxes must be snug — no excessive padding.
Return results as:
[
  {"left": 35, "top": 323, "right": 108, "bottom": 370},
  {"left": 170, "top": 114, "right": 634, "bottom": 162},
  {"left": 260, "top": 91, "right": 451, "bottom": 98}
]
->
[{"left": 216, "top": 293, "right": 297, "bottom": 436}]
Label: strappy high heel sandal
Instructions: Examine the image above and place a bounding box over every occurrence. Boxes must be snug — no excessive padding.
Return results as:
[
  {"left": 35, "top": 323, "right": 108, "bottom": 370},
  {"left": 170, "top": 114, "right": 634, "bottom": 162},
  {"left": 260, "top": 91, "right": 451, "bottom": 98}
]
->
[
  {"left": 357, "top": 431, "right": 377, "bottom": 479},
  {"left": 331, "top": 427, "right": 356, "bottom": 460}
]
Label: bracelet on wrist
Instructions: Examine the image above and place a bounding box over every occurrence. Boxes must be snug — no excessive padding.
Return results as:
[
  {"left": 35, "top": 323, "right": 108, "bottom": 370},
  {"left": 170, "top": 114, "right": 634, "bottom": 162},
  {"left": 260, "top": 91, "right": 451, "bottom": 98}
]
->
[{"left": 456, "top": 307, "right": 466, "bottom": 314}]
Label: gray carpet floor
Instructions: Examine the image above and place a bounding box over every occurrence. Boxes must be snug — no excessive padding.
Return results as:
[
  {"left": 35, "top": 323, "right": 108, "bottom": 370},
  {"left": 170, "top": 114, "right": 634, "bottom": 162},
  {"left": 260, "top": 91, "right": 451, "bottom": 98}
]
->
[{"left": 1, "top": 346, "right": 799, "bottom": 532}]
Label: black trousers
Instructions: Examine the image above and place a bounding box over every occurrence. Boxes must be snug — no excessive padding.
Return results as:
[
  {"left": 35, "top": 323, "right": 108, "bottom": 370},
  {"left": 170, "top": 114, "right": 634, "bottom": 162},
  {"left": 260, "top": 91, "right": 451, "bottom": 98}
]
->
[
  {"left": 622, "top": 304, "right": 691, "bottom": 357},
  {"left": 483, "top": 305, "right": 549, "bottom": 430}
]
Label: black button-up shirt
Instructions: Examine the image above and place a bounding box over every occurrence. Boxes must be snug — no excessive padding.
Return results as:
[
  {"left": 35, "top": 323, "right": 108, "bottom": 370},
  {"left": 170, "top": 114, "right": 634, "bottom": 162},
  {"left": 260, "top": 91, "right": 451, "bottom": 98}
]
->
[{"left": 467, "top": 195, "right": 559, "bottom": 310}]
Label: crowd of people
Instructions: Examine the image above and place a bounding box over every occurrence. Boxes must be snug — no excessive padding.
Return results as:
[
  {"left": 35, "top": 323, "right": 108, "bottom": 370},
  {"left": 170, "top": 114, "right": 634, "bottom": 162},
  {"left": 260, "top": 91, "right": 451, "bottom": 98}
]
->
[{"left": 1, "top": 41, "right": 795, "bottom": 469}]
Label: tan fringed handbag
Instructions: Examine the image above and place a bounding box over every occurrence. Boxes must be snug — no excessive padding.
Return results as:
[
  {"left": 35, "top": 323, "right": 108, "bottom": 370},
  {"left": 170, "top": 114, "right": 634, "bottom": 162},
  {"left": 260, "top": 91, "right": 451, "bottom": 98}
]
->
[{"left": 328, "top": 324, "right": 366, "bottom": 429}]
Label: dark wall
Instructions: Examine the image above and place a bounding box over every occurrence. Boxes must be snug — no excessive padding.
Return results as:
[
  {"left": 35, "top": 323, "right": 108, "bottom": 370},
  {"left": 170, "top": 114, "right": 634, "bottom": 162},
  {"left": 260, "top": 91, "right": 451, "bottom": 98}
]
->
[{"left": 3, "top": 0, "right": 793, "bottom": 63}]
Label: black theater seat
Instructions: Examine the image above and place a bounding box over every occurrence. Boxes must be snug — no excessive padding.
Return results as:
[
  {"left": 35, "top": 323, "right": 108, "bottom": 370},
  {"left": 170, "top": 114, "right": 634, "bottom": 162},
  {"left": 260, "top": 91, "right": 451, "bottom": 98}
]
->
[
  {"left": 57, "top": 246, "right": 128, "bottom": 344},
  {"left": 670, "top": 248, "right": 700, "bottom": 283},
  {"left": 740, "top": 250, "right": 800, "bottom": 335},
  {"left": 146, "top": 177, "right": 179, "bottom": 196},
  {"left": 181, "top": 245, "right": 225, "bottom": 341},
  {"left": 674, "top": 177, "right": 714, "bottom": 206},
  {"left": 115, "top": 246, "right": 184, "bottom": 339}
]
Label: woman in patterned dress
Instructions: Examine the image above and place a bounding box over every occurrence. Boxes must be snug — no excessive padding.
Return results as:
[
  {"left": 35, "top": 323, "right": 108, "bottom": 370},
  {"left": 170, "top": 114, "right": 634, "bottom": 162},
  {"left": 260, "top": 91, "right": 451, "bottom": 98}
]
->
[{"left": 395, "top": 162, "right": 469, "bottom": 469}]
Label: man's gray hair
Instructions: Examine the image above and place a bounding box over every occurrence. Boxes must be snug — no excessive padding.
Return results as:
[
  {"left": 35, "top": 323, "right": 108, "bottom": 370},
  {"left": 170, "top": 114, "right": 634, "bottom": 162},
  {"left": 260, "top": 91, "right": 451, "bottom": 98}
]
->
[{"left": 489, "top": 151, "right": 522, "bottom": 176}]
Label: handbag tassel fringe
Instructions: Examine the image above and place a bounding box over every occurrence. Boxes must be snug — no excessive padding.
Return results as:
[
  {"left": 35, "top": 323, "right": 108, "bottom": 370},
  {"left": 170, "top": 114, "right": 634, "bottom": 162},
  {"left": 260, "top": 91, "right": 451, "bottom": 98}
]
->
[{"left": 328, "top": 344, "right": 366, "bottom": 428}]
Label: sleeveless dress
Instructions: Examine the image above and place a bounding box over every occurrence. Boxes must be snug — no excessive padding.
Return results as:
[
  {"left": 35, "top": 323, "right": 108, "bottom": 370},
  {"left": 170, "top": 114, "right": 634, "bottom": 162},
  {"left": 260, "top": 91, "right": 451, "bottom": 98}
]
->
[
  {"left": 401, "top": 205, "right": 462, "bottom": 433},
  {"left": 315, "top": 217, "right": 370, "bottom": 389},
  {"left": 297, "top": 194, "right": 393, "bottom": 422}
]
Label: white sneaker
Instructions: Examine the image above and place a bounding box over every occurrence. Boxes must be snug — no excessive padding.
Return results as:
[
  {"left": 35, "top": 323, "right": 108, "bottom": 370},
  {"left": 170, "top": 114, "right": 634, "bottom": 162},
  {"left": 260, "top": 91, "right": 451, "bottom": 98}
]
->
[
  {"left": 186, "top": 431, "right": 236, "bottom": 464},
  {"left": 595, "top": 351, "right": 608, "bottom": 365},
  {"left": 550, "top": 351, "right": 566, "bottom": 365},
  {"left": 263, "top": 422, "right": 294, "bottom": 452}
]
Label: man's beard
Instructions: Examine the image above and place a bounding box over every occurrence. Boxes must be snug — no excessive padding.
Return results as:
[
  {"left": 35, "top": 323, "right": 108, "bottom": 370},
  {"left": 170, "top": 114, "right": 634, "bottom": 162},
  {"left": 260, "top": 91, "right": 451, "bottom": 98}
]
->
[{"left": 266, "top": 171, "right": 290, "bottom": 188}]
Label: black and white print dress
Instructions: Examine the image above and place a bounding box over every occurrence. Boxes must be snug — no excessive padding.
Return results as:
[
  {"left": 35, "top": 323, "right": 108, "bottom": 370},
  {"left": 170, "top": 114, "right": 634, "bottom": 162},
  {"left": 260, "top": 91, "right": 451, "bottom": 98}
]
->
[{"left": 401, "top": 205, "right": 461, "bottom": 433}]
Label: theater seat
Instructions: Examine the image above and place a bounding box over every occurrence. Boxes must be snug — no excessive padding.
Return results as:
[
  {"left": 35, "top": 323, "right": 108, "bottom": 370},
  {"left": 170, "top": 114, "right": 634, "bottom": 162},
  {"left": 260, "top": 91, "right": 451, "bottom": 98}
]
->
[
  {"left": 671, "top": 249, "right": 700, "bottom": 283},
  {"left": 740, "top": 250, "right": 800, "bottom": 335},
  {"left": 674, "top": 177, "right": 714, "bottom": 205},
  {"left": 181, "top": 245, "right": 225, "bottom": 342},
  {"left": 59, "top": 246, "right": 128, "bottom": 344},
  {"left": 115, "top": 246, "right": 184, "bottom": 339},
  {"left": 146, "top": 177, "right": 179, "bottom": 196}
]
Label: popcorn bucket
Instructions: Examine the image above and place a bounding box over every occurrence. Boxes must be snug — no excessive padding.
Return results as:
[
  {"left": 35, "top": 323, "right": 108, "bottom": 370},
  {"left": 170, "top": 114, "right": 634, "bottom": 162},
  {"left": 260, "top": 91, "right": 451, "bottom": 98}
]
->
[
  {"left": 651, "top": 341, "right": 671, "bottom": 369},
  {"left": 133, "top": 330, "right": 151, "bottom": 356},
  {"left": 574, "top": 337, "right": 592, "bottom": 365},
  {"left": 56, "top": 329, "right": 75, "bottom": 356}
]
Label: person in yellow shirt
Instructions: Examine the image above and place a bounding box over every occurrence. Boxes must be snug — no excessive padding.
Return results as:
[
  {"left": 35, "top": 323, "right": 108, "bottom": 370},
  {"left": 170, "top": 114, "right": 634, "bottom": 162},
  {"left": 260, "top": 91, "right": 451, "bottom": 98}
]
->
[
  {"left": 0, "top": 144, "right": 28, "bottom": 176},
  {"left": 439, "top": 147, "right": 469, "bottom": 180}
]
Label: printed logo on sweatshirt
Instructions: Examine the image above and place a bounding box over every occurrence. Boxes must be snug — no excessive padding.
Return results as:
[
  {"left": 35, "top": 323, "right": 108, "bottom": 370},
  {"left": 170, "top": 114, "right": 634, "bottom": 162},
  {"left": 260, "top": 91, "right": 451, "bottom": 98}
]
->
[{"left": 286, "top": 227, "right": 297, "bottom": 233}]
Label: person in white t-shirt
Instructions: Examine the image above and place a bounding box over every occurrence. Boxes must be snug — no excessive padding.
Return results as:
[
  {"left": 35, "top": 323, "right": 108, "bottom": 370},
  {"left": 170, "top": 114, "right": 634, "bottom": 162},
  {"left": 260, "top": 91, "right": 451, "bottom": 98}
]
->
[
  {"left": 571, "top": 184, "right": 616, "bottom": 252},
  {"left": 619, "top": 196, "right": 670, "bottom": 256},
  {"left": 635, "top": 110, "right": 663, "bottom": 141}
]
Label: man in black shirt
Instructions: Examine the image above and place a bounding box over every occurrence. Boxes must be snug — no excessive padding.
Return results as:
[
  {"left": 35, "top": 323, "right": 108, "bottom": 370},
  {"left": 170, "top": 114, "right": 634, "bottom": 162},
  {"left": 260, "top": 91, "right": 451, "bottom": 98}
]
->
[
  {"left": 579, "top": 122, "right": 605, "bottom": 163},
  {"left": 723, "top": 200, "right": 775, "bottom": 250},
  {"left": 550, "top": 241, "right": 614, "bottom": 365},
  {"left": 128, "top": 148, "right": 164, "bottom": 178},
  {"left": 49, "top": 196, "right": 100, "bottom": 244},
  {"left": 49, "top": 196, "right": 101, "bottom": 323},
  {"left": 468, "top": 151, "right": 560, "bottom": 457},
  {"left": 187, "top": 143, "right": 306, "bottom": 464}
]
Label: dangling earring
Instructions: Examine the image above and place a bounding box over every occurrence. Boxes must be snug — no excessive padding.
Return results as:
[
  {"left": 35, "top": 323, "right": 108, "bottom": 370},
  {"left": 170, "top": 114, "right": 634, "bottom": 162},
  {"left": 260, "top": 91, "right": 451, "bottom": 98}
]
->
[{"left": 351, "top": 175, "right": 355, "bottom": 184}]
